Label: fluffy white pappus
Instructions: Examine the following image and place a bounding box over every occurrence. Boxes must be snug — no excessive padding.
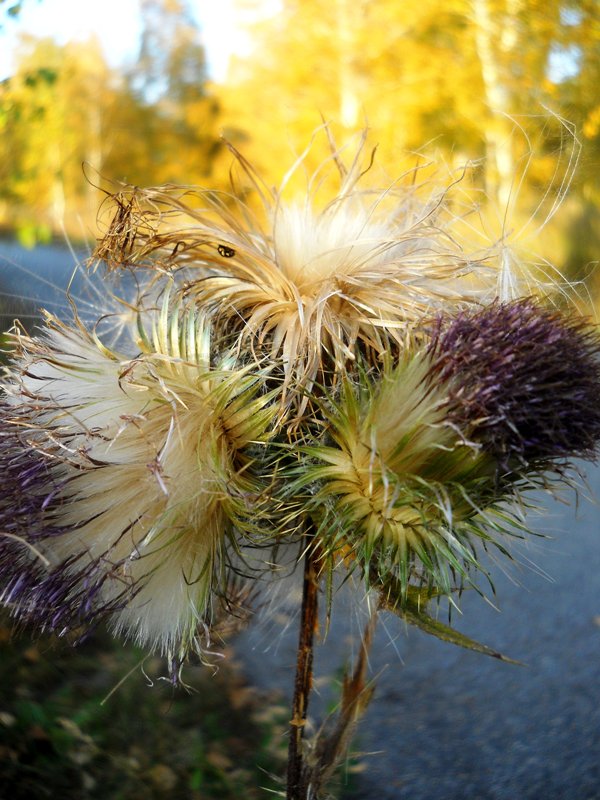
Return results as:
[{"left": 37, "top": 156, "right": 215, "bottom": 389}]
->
[
  {"left": 198, "top": 190, "right": 495, "bottom": 396},
  {"left": 3, "top": 312, "right": 271, "bottom": 659},
  {"left": 98, "top": 134, "right": 506, "bottom": 405},
  {"left": 272, "top": 202, "right": 399, "bottom": 288}
]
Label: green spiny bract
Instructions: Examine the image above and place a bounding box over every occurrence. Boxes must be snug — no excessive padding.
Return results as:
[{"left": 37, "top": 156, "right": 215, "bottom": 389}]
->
[{"left": 286, "top": 351, "right": 501, "bottom": 605}]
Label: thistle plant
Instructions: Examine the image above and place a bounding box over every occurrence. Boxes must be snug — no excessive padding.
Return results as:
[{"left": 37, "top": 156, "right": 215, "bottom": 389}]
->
[{"left": 2, "top": 132, "right": 600, "bottom": 799}]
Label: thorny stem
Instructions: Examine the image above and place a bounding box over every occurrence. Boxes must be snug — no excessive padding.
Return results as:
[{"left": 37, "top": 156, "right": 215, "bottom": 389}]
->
[{"left": 286, "top": 527, "right": 320, "bottom": 800}]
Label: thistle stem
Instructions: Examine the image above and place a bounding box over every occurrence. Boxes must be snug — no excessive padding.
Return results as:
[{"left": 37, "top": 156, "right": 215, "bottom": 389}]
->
[{"left": 286, "top": 529, "right": 320, "bottom": 799}]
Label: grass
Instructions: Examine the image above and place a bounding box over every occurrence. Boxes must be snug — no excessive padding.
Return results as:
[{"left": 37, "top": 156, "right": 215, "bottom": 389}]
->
[{"left": 0, "top": 616, "right": 289, "bottom": 799}]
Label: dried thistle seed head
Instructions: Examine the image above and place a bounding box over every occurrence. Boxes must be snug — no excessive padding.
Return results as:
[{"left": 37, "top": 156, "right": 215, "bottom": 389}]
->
[
  {"left": 93, "top": 133, "right": 502, "bottom": 405},
  {"left": 429, "top": 299, "right": 600, "bottom": 469},
  {"left": 295, "top": 352, "right": 497, "bottom": 600},
  {"left": 0, "top": 300, "right": 276, "bottom": 663}
]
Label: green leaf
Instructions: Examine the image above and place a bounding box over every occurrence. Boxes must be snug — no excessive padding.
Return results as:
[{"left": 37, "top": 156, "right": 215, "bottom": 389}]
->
[{"left": 382, "top": 593, "right": 523, "bottom": 665}]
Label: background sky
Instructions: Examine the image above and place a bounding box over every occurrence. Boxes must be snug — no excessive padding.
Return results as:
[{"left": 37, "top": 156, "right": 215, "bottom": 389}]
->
[{"left": 0, "top": 0, "right": 275, "bottom": 82}]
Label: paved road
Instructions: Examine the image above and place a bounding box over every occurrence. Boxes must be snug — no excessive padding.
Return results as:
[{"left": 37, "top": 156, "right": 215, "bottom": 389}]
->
[
  {"left": 238, "top": 470, "right": 600, "bottom": 800},
  {"left": 3, "top": 243, "right": 599, "bottom": 799},
  {"left": 240, "top": 476, "right": 600, "bottom": 800},
  {"left": 0, "top": 240, "right": 86, "bottom": 329}
]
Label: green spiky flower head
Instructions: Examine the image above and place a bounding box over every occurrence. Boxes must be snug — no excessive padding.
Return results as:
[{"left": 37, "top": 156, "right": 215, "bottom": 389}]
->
[{"left": 295, "top": 348, "right": 496, "bottom": 603}]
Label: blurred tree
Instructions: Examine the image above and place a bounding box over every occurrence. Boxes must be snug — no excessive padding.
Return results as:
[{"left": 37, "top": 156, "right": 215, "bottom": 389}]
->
[
  {"left": 226, "top": 1, "right": 580, "bottom": 169},
  {"left": 0, "top": 0, "right": 226, "bottom": 241},
  {"left": 136, "top": 0, "right": 207, "bottom": 102},
  {"left": 220, "top": 0, "right": 599, "bottom": 285},
  {"left": 551, "top": 0, "right": 600, "bottom": 287},
  {"left": 222, "top": 0, "right": 487, "bottom": 179},
  {"left": 0, "top": 36, "right": 117, "bottom": 243},
  {"left": 117, "top": 0, "right": 224, "bottom": 186}
]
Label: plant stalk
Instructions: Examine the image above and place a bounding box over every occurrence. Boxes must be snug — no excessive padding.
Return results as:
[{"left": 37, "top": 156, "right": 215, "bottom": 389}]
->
[{"left": 286, "top": 531, "right": 320, "bottom": 799}]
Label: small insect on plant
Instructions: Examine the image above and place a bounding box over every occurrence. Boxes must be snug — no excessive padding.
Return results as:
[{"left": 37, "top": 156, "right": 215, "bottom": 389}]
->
[{"left": 217, "top": 244, "right": 236, "bottom": 258}]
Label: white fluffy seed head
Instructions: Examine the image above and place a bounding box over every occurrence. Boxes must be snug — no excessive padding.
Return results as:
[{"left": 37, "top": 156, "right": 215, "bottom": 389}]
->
[
  {"left": 4, "top": 308, "right": 273, "bottom": 658},
  {"left": 272, "top": 202, "right": 395, "bottom": 288},
  {"left": 95, "top": 135, "right": 509, "bottom": 406}
]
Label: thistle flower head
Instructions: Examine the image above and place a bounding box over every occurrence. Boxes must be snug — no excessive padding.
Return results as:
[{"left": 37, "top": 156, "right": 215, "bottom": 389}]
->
[
  {"left": 429, "top": 299, "right": 600, "bottom": 469},
  {"left": 292, "top": 298, "right": 600, "bottom": 604},
  {"left": 95, "top": 136, "right": 499, "bottom": 406},
  {"left": 294, "top": 352, "right": 495, "bottom": 599},
  {"left": 0, "top": 296, "right": 276, "bottom": 662}
]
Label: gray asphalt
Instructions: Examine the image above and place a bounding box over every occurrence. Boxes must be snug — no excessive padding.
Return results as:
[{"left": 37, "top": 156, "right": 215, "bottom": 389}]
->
[
  {"left": 238, "top": 471, "right": 600, "bottom": 800},
  {"left": 2, "top": 243, "right": 600, "bottom": 799}
]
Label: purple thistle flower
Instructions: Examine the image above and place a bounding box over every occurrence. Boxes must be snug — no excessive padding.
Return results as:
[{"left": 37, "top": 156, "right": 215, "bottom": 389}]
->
[
  {"left": 429, "top": 299, "right": 600, "bottom": 468},
  {"left": 0, "top": 423, "right": 136, "bottom": 637}
]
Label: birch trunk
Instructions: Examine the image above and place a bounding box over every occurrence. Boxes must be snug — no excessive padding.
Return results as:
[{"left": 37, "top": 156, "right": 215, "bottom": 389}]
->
[{"left": 472, "top": 0, "right": 523, "bottom": 209}]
